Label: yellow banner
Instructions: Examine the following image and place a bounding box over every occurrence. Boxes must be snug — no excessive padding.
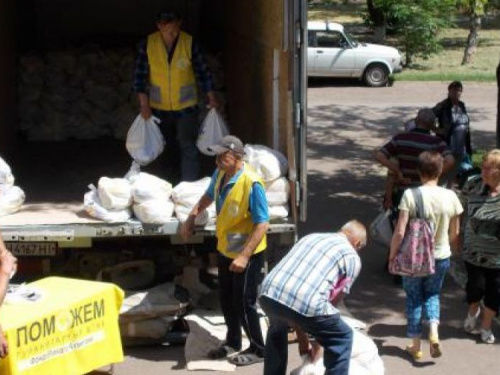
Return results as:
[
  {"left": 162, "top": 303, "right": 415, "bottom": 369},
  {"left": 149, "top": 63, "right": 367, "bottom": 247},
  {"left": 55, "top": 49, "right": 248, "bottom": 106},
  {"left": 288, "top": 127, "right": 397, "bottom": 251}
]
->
[{"left": 0, "top": 277, "right": 124, "bottom": 375}]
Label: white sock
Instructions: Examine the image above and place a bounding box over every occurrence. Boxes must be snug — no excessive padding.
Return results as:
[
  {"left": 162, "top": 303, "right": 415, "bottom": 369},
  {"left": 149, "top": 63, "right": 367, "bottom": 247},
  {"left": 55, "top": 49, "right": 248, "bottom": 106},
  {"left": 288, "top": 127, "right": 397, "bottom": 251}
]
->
[{"left": 430, "top": 322, "right": 439, "bottom": 338}]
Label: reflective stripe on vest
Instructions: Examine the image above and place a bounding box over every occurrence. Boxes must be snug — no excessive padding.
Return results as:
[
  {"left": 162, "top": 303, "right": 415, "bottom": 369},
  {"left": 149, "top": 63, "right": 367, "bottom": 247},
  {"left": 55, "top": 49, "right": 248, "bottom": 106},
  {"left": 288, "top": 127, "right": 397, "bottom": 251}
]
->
[
  {"left": 214, "top": 166, "right": 267, "bottom": 259},
  {"left": 147, "top": 31, "right": 198, "bottom": 111}
]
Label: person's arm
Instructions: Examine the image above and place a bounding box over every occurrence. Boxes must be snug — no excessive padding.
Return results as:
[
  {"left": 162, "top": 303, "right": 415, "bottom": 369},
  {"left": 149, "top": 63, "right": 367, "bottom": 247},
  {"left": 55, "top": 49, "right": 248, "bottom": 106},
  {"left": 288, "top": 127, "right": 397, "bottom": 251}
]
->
[
  {"left": 180, "top": 194, "right": 213, "bottom": 241},
  {"left": 442, "top": 153, "right": 456, "bottom": 174},
  {"left": 449, "top": 215, "right": 461, "bottom": 254},
  {"left": 389, "top": 209, "right": 409, "bottom": 261},
  {"left": 132, "top": 40, "right": 152, "bottom": 119},
  {"left": 229, "top": 182, "right": 269, "bottom": 273},
  {"left": 383, "top": 172, "right": 395, "bottom": 209},
  {"left": 191, "top": 41, "right": 218, "bottom": 109},
  {"left": 375, "top": 150, "right": 409, "bottom": 185}
]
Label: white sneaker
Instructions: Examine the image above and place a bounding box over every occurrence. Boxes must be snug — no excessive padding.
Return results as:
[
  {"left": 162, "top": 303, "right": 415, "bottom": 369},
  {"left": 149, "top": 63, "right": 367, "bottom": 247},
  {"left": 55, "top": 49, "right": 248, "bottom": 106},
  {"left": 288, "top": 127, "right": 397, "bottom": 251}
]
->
[
  {"left": 480, "top": 329, "right": 496, "bottom": 344},
  {"left": 463, "top": 310, "right": 480, "bottom": 334}
]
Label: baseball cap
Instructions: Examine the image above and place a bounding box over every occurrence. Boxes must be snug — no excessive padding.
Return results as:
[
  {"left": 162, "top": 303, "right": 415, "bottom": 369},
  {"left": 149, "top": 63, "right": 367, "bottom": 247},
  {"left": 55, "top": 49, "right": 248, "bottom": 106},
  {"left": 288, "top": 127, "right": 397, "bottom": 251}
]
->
[{"left": 207, "top": 135, "right": 245, "bottom": 156}]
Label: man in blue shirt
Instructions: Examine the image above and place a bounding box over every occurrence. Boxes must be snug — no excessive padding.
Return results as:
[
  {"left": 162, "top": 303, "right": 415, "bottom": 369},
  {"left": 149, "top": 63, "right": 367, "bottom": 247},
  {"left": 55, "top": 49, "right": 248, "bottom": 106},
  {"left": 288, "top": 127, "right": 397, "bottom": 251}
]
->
[{"left": 181, "top": 135, "right": 269, "bottom": 366}]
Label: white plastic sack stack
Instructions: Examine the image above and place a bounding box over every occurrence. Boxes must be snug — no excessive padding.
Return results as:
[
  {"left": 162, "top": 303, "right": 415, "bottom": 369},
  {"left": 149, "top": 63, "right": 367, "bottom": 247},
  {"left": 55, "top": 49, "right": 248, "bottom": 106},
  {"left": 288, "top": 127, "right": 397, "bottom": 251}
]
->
[
  {"left": 265, "top": 177, "right": 290, "bottom": 220},
  {"left": 126, "top": 114, "right": 165, "bottom": 166},
  {"left": 97, "top": 177, "right": 133, "bottom": 210},
  {"left": 0, "top": 185, "right": 25, "bottom": 217},
  {"left": 84, "top": 185, "right": 132, "bottom": 223},
  {"left": 0, "top": 156, "right": 15, "bottom": 186},
  {"left": 129, "top": 172, "right": 173, "bottom": 203},
  {"left": 244, "top": 144, "right": 288, "bottom": 182},
  {"left": 171, "top": 177, "right": 215, "bottom": 225},
  {"left": 133, "top": 200, "right": 175, "bottom": 224}
]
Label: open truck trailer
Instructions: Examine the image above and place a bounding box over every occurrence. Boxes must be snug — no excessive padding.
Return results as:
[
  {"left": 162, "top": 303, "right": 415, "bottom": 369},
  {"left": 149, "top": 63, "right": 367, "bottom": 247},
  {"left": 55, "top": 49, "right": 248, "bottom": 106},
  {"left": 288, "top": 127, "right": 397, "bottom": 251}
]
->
[{"left": 0, "top": 0, "right": 308, "bottom": 281}]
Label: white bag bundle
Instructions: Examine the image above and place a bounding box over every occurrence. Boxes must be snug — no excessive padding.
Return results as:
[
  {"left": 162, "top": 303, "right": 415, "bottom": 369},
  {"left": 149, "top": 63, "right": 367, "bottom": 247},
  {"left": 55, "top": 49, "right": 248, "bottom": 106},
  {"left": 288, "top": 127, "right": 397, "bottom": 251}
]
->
[
  {"left": 0, "top": 185, "right": 25, "bottom": 217},
  {"left": 171, "top": 177, "right": 212, "bottom": 207},
  {"left": 126, "top": 114, "right": 165, "bottom": 166},
  {"left": 129, "top": 172, "right": 173, "bottom": 203},
  {"left": 269, "top": 205, "right": 289, "bottom": 220},
  {"left": 197, "top": 108, "right": 229, "bottom": 156},
  {"left": 97, "top": 177, "right": 133, "bottom": 210},
  {"left": 133, "top": 199, "right": 175, "bottom": 224},
  {"left": 84, "top": 186, "right": 132, "bottom": 223},
  {"left": 0, "top": 156, "right": 14, "bottom": 186},
  {"left": 244, "top": 144, "right": 288, "bottom": 182},
  {"left": 174, "top": 203, "right": 210, "bottom": 226},
  {"left": 369, "top": 209, "right": 393, "bottom": 248},
  {"left": 265, "top": 177, "right": 290, "bottom": 194}
]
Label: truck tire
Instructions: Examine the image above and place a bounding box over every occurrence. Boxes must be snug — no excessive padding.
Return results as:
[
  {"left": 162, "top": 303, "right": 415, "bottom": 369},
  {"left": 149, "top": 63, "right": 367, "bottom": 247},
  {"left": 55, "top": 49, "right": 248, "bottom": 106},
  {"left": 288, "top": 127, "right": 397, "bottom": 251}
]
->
[{"left": 363, "top": 64, "right": 389, "bottom": 87}]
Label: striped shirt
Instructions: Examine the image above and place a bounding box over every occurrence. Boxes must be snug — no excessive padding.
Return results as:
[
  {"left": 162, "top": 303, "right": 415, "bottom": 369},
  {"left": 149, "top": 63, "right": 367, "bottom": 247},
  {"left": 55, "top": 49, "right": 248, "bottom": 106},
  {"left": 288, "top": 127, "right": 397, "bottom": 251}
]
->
[
  {"left": 260, "top": 233, "right": 361, "bottom": 317},
  {"left": 462, "top": 177, "right": 500, "bottom": 269},
  {"left": 380, "top": 128, "right": 451, "bottom": 186}
]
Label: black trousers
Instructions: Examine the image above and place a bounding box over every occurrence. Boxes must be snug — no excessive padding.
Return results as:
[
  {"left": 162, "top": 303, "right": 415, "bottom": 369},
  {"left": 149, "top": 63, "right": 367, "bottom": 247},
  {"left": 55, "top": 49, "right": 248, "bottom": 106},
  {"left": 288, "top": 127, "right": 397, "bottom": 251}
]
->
[{"left": 217, "top": 252, "right": 265, "bottom": 353}]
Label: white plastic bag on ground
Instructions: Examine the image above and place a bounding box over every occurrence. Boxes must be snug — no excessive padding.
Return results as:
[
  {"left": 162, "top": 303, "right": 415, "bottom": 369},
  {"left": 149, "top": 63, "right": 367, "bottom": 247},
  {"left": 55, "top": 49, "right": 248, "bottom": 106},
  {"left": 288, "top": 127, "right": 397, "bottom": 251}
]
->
[
  {"left": 0, "top": 185, "right": 25, "bottom": 217},
  {"left": 0, "top": 156, "right": 14, "bottom": 186},
  {"left": 244, "top": 144, "right": 288, "bottom": 182},
  {"left": 133, "top": 199, "right": 175, "bottom": 224},
  {"left": 126, "top": 114, "right": 165, "bottom": 166},
  {"left": 84, "top": 185, "right": 132, "bottom": 222},
  {"left": 197, "top": 108, "right": 229, "bottom": 156},
  {"left": 97, "top": 177, "right": 133, "bottom": 210},
  {"left": 129, "top": 172, "right": 173, "bottom": 203}
]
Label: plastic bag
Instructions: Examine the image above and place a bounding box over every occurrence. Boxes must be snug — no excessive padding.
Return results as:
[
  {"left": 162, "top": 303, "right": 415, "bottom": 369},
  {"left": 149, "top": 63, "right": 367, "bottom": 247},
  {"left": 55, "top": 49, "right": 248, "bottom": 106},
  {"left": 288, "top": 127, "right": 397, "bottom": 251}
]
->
[
  {"left": 0, "top": 156, "right": 14, "bottom": 186},
  {"left": 133, "top": 199, "right": 175, "bottom": 224},
  {"left": 129, "top": 172, "right": 173, "bottom": 203},
  {"left": 197, "top": 108, "right": 229, "bottom": 156},
  {"left": 290, "top": 355, "right": 324, "bottom": 375},
  {"left": 0, "top": 185, "right": 25, "bottom": 217},
  {"left": 244, "top": 144, "right": 288, "bottom": 182},
  {"left": 97, "top": 177, "right": 133, "bottom": 210},
  {"left": 369, "top": 209, "right": 393, "bottom": 248},
  {"left": 84, "top": 185, "right": 132, "bottom": 223},
  {"left": 126, "top": 114, "right": 165, "bottom": 166}
]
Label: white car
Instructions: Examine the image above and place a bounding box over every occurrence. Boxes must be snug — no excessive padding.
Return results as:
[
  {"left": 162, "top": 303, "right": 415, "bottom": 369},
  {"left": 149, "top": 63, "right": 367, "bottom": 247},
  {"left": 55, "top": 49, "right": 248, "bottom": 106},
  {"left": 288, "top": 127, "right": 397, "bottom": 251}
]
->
[{"left": 308, "top": 21, "right": 403, "bottom": 87}]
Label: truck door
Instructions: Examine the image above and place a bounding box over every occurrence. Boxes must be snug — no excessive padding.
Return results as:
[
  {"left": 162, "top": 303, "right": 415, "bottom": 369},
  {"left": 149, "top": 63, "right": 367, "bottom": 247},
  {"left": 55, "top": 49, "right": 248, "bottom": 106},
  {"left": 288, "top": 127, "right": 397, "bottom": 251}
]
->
[{"left": 292, "top": 0, "right": 308, "bottom": 222}]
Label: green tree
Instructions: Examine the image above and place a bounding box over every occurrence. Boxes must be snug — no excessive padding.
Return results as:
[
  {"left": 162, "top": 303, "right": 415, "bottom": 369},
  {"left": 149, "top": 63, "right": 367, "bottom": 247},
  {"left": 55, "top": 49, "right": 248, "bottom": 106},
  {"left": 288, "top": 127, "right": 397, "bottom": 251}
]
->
[{"left": 366, "top": 0, "right": 456, "bottom": 66}]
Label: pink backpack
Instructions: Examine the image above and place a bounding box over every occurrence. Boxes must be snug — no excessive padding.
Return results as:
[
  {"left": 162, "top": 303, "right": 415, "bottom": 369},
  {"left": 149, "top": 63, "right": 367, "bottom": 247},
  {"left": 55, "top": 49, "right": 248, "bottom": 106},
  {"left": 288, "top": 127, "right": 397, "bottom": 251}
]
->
[{"left": 389, "top": 188, "right": 435, "bottom": 277}]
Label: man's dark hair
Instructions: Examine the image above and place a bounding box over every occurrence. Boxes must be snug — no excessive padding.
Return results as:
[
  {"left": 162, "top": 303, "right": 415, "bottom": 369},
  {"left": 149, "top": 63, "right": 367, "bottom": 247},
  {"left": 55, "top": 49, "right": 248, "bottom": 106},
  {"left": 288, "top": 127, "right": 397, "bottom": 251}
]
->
[
  {"left": 417, "top": 151, "right": 443, "bottom": 179},
  {"left": 448, "top": 81, "right": 463, "bottom": 91},
  {"left": 156, "top": 10, "right": 181, "bottom": 23}
]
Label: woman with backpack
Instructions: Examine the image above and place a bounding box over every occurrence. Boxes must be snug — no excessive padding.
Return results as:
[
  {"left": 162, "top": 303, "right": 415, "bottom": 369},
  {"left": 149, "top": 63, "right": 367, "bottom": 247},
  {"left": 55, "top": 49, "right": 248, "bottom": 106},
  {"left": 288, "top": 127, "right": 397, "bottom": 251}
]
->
[
  {"left": 389, "top": 151, "right": 463, "bottom": 360},
  {"left": 433, "top": 81, "right": 473, "bottom": 187}
]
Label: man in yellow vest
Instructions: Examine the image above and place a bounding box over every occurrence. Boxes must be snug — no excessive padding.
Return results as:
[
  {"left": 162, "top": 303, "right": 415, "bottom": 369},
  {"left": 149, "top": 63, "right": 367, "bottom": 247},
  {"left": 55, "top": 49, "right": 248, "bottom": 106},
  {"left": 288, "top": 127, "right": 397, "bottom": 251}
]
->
[
  {"left": 133, "top": 10, "right": 218, "bottom": 181},
  {"left": 180, "top": 135, "right": 269, "bottom": 366},
  {"left": 0, "top": 232, "right": 17, "bottom": 358}
]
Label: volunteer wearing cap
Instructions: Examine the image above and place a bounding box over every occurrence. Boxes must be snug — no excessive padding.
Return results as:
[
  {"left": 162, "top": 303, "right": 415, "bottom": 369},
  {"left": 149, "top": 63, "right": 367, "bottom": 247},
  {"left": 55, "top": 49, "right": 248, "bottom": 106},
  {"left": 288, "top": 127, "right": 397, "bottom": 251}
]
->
[
  {"left": 0, "top": 231, "right": 17, "bottom": 358},
  {"left": 181, "top": 135, "right": 269, "bottom": 366},
  {"left": 133, "top": 10, "right": 218, "bottom": 181}
]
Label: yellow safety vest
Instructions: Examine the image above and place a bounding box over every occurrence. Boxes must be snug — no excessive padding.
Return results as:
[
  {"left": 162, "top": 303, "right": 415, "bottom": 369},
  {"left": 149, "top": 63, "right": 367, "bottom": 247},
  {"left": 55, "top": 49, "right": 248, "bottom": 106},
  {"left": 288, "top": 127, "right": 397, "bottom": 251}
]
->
[
  {"left": 214, "top": 166, "right": 267, "bottom": 259},
  {"left": 146, "top": 31, "right": 198, "bottom": 111}
]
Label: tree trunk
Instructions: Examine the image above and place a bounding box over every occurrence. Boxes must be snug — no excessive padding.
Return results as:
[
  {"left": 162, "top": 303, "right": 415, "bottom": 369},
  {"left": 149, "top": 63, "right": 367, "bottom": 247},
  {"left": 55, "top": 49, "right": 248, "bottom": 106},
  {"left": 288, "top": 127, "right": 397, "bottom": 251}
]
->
[
  {"left": 462, "top": 12, "right": 481, "bottom": 65},
  {"left": 496, "top": 62, "right": 500, "bottom": 148},
  {"left": 367, "top": 0, "right": 386, "bottom": 42}
]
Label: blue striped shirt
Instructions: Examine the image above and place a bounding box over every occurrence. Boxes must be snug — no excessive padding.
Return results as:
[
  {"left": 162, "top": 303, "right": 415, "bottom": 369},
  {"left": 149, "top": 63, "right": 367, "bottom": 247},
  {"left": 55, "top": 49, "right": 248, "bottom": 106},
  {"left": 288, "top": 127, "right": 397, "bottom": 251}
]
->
[
  {"left": 132, "top": 36, "right": 214, "bottom": 118},
  {"left": 260, "top": 233, "right": 361, "bottom": 317}
]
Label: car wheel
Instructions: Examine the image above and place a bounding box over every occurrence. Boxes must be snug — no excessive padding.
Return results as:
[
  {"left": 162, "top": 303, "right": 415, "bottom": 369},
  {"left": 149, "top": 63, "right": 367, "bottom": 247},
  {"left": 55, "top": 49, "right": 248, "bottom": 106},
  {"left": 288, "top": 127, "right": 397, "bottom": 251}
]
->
[{"left": 363, "top": 64, "right": 389, "bottom": 87}]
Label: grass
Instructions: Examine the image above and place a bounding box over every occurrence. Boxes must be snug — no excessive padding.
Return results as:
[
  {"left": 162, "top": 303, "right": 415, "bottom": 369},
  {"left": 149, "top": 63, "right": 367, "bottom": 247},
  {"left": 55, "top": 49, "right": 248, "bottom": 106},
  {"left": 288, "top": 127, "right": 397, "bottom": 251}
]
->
[{"left": 308, "top": 1, "right": 500, "bottom": 82}]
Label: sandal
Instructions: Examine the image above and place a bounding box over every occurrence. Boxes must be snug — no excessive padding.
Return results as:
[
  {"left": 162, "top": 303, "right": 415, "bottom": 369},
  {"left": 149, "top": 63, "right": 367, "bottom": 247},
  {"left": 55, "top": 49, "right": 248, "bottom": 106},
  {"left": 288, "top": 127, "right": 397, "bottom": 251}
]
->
[
  {"left": 429, "top": 335, "right": 442, "bottom": 358},
  {"left": 228, "top": 349, "right": 264, "bottom": 366},
  {"left": 207, "top": 344, "right": 238, "bottom": 360},
  {"left": 405, "top": 345, "right": 423, "bottom": 360}
]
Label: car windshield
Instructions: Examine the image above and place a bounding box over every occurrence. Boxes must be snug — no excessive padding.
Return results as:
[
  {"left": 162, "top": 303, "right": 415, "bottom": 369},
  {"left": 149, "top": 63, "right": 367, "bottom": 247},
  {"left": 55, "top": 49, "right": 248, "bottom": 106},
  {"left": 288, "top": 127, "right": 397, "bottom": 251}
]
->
[{"left": 343, "top": 31, "right": 358, "bottom": 47}]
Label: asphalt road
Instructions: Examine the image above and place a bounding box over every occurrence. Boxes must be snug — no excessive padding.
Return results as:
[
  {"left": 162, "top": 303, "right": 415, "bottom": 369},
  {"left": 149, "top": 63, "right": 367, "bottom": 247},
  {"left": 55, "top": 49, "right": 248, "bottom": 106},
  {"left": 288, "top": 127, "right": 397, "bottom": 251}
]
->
[{"left": 111, "top": 81, "right": 499, "bottom": 375}]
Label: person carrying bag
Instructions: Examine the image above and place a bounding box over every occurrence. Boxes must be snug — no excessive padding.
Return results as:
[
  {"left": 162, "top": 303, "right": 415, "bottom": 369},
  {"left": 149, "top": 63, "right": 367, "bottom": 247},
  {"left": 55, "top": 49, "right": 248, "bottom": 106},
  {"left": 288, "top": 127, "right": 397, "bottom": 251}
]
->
[{"left": 388, "top": 151, "right": 462, "bottom": 362}]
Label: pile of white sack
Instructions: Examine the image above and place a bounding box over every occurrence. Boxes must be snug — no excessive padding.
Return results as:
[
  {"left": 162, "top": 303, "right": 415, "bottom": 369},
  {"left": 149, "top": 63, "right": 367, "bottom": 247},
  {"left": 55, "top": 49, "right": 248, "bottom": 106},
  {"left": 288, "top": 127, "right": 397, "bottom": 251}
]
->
[
  {"left": 244, "top": 144, "right": 290, "bottom": 220},
  {"left": 84, "top": 172, "right": 175, "bottom": 224},
  {"left": 171, "top": 177, "right": 216, "bottom": 226},
  {"left": 0, "top": 156, "right": 25, "bottom": 217}
]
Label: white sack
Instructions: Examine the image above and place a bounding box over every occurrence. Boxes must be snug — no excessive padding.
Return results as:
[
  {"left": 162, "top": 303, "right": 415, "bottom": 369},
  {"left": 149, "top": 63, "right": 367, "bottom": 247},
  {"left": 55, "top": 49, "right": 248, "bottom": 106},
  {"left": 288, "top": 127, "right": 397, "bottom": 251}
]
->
[
  {"left": 0, "top": 185, "right": 25, "bottom": 217},
  {"left": 196, "top": 108, "right": 229, "bottom": 156},
  {"left": 266, "top": 191, "right": 289, "bottom": 206},
  {"left": 171, "top": 177, "right": 211, "bottom": 206},
  {"left": 133, "top": 199, "right": 175, "bottom": 224},
  {"left": 129, "top": 172, "right": 173, "bottom": 203},
  {"left": 84, "top": 186, "right": 132, "bottom": 223},
  {"left": 269, "top": 205, "right": 289, "bottom": 220},
  {"left": 0, "top": 157, "right": 14, "bottom": 186},
  {"left": 244, "top": 144, "right": 288, "bottom": 182},
  {"left": 265, "top": 177, "right": 290, "bottom": 194},
  {"left": 174, "top": 203, "right": 210, "bottom": 226},
  {"left": 97, "top": 177, "right": 132, "bottom": 210},
  {"left": 126, "top": 114, "right": 165, "bottom": 166}
]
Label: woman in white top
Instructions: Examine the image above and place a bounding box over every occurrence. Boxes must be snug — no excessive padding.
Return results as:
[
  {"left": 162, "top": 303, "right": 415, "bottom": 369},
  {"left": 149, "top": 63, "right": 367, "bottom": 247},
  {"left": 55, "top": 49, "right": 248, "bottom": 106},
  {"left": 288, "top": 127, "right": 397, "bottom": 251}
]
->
[{"left": 389, "top": 151, "right": 463, "bottom": 360}]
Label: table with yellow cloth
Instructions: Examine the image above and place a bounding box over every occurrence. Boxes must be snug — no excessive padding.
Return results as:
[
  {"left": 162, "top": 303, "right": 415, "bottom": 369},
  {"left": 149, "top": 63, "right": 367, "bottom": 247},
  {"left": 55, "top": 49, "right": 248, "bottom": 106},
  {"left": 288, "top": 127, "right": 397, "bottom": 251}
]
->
[{"left": 0, "top": 277, "right": 124, "bottom": 375}]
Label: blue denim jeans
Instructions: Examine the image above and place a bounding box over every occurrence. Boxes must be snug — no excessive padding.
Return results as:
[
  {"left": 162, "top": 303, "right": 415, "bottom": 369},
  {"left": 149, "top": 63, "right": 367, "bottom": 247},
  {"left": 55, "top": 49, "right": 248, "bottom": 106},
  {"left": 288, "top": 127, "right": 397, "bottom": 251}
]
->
[
  {"left": 153, "top": 108, "right": 200, "bottom": 182},
  {"left": 402, "top": 257, "right": 450, "bottom": 337},
  {"left": 259, "top": 296, "right": 353, "bottom": 375}
]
